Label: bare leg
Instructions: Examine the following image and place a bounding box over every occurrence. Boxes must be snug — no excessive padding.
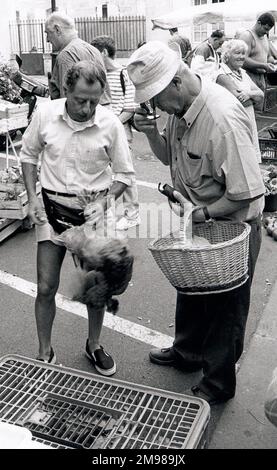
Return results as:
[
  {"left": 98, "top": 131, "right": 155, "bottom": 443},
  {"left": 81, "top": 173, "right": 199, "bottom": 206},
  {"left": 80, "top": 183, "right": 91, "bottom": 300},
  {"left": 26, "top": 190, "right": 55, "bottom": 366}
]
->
[
  {"left": 86, "top": 305, "right": 105, "bottom": 352},
  {"left": 36, "top": 241, "right": 66, "bottom": 360},
  {"left": 86, "top": 304, "right": 116, "bottom": 375}
]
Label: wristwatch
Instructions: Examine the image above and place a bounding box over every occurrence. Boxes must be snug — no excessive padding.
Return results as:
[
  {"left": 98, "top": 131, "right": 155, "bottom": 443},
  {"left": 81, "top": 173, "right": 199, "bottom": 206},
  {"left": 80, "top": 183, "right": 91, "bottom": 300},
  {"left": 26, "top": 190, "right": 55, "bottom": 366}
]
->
[{"left": 202, "top": 206, "right": 213, "bottom": 222}]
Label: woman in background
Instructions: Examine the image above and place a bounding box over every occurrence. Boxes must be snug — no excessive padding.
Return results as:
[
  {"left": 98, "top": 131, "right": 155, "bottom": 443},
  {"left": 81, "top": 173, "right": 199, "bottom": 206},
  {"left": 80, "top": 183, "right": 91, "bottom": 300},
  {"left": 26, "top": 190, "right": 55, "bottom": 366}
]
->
[{"left": 214, "top": 39, "right": 264, "bottom": 163}]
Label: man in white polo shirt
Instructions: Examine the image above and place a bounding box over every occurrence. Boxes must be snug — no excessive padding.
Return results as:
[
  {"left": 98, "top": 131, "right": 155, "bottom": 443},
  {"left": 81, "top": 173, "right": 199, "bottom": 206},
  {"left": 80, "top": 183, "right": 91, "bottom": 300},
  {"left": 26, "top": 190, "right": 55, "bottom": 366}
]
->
[
  {"left": 127, "top": 41, "right": 265, "bottom": 405},
  {"left": 20, "top": 60, "right": 134, "bottom": 376}
]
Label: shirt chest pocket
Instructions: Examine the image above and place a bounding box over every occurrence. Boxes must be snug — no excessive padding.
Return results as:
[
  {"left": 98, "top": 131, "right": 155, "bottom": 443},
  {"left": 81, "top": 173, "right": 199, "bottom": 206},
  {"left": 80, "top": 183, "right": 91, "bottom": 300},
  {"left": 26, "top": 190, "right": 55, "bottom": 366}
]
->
[
  {"left": 182, "top": 146, "right": 205, "bottom": 187},
  {"left": 79, "top": 146, "right": 109, "bottom": 174},
  {"left": 187, "top": 151, "right": 202, "bottom": 161}
]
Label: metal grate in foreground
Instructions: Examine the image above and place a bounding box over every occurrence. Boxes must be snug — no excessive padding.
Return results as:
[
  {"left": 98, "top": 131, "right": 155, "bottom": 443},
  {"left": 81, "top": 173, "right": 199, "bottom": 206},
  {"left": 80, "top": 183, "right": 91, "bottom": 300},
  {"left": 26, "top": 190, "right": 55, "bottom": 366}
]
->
[{"left": 0, "top": 355, "right": 210, "bottom": 449}]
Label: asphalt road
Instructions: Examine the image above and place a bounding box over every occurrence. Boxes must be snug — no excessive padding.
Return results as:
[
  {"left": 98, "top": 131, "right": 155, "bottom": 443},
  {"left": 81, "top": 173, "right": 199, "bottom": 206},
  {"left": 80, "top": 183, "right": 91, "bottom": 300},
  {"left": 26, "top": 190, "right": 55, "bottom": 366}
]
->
[{"left": 0, "top": 113, "right": 277, "bottom": 448}]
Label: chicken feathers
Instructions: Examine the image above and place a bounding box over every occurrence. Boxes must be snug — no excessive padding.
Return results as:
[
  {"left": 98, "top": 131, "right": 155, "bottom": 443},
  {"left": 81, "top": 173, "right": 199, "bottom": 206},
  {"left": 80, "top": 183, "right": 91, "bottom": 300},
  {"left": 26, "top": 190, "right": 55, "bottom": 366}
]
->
[{"left": 58, "top": 225, "right": 134, "bottom": 314}]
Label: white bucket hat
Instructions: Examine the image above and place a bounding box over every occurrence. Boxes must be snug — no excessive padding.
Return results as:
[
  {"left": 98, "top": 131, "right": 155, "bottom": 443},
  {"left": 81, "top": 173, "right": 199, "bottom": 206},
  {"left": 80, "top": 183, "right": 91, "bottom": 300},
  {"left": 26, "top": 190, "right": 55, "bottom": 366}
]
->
[{"left": 127, "top": 41, "right": 181, "bottom": 104}]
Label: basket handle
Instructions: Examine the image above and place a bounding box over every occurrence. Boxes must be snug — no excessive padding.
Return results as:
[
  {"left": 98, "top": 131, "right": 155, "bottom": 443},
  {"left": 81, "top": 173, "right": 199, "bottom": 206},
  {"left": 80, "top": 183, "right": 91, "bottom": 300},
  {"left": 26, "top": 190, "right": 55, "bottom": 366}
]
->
[{"left": 180, "top": 203, "right": 194, "bottom": 245}]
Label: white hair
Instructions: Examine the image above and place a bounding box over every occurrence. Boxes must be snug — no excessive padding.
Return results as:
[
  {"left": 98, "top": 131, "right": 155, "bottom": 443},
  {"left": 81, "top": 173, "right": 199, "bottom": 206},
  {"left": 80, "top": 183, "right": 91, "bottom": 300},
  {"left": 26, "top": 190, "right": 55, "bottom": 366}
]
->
[
  {"left": 221, "top": 39, "right": 248, "bottom": 63},
  {"left": 45, "top": 12, "right": 76, "bottom": 32}
]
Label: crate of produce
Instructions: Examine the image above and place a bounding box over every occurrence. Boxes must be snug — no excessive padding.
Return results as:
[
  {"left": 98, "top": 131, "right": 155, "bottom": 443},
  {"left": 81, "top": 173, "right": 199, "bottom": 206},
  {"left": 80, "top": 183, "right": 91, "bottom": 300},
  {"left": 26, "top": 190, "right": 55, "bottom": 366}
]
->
[
  {"left": 0, "top": 180, "right": 40, "bottom": 220},
  {"left": 0, "top": 99, "right": 29, "bottom": 118},
  {"left": 0, "top": 99, "right": 29, "bottom": 133},
  {"left": 0, "top": 355, "right": 210, "bottom": 449},
  {"left": 259, "top": 138, "right": 277, "bottom": 164},
  {"left": 0, "top": 116, "right": 28, "bottom": 133},
  {"left": 0, "top": 218, "right": 23, "bottom": 242}
]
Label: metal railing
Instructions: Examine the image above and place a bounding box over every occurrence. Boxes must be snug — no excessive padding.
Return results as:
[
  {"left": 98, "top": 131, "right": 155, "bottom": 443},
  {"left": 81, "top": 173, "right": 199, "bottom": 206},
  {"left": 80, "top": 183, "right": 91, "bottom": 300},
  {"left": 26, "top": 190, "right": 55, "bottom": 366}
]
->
[
  {"left": 9, "top": 16, "right": 146, "bottom": 56},
  {"left": 9, "top": 19, "right": 51, "bottom": 55},
  {"left": 75, "top": 15, "right": 146, "bottom": 54}
]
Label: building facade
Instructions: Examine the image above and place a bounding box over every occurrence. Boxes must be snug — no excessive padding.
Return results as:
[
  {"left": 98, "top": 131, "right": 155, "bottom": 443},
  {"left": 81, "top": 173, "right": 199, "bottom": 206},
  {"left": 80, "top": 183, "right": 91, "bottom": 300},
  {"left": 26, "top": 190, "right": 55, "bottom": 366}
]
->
[
  {"left": 149, "top": 0, "right": 276, "bottom": 46},
  {"left": 5, "top": 0, "right": 277, "bottom": 62},
  {"left": 0, "top": 0, "right": 16, "bottom": 60},
  {"left": 12, "top": 0, "right": 146, "bottom": 19}
]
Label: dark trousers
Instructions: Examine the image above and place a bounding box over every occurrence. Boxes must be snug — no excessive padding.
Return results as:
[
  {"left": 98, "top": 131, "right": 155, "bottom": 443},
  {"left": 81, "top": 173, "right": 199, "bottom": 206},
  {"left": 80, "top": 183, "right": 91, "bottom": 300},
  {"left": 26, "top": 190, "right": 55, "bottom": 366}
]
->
[{"left": 173, "top": 217, "right": 262, "bottom": 399}]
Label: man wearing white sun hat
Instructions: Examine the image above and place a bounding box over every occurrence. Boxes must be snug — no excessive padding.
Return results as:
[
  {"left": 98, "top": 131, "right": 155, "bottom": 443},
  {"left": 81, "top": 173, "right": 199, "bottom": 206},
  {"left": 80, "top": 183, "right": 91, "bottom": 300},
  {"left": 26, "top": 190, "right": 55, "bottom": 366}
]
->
[{"left": 127, "top": 41, "right": 265, "bottom": 405}]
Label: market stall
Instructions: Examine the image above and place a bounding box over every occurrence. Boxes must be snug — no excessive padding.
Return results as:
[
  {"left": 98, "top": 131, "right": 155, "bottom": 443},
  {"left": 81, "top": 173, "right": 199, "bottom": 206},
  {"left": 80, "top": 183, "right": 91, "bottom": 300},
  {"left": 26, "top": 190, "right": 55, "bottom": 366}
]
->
[
  {"left": 151, "top": 0, "right": 277, "bottom": 30},
  {"left": 0, "top": 99, "right": 28, "bottom": 167},
  {"left": 0, "top": 99, "right": 40, "bottom": 242},
  {"left": 0, "top": 59, "right": 42, "bottom": 241},
  {"left": 152, "top": 0, "right": 277, "bottom": 115},
  {"left": 152, "top": 0, "right": 277, "bottom": 215}
]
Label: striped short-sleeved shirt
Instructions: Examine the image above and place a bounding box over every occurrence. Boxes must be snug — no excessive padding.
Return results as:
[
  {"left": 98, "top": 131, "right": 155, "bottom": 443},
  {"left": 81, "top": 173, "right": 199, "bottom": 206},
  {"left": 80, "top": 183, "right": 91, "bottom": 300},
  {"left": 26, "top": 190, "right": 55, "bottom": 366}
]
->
[{"left": 107, "top": 67, "right": 136, "bottom": 117}]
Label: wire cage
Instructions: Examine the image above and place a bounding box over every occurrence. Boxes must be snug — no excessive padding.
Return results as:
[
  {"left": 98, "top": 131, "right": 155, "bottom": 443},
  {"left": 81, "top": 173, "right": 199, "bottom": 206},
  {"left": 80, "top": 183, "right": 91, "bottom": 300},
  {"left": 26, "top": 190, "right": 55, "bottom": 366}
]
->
[{"left": 0, "top": 355, "right": 210, "bottom": 450}]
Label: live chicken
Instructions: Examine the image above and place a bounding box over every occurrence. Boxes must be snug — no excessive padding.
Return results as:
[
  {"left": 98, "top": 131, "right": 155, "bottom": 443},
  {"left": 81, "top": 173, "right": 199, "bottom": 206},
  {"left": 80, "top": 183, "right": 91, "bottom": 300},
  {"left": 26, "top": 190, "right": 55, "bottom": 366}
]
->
[{"left": 58, "top": 225, "right": 134, "bottom": 314}]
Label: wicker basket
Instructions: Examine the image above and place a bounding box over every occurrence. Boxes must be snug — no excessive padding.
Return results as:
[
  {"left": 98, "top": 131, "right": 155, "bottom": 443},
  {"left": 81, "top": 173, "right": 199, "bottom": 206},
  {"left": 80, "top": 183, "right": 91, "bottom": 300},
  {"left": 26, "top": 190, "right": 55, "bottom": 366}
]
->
[{"left": 149, "top": 219, "right": 251, "bottom": 294}]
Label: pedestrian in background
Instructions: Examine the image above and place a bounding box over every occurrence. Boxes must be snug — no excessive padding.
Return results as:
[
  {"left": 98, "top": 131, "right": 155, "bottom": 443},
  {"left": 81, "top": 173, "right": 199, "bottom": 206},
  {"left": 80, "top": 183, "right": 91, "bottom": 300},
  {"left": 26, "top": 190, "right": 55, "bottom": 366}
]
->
[
  {"left": 237, "top": 12, "right": 277, "bottom": 92},
  {"left": 190, "top": 30, "right": 226, "bottom": 78},
  {"left": 127, "top": 41, "right": 264, "bottom": 405},
  {"left": 91, "top": 35, "right": 141, "bottom": 230},
  {"left": 168, "top": 33, "right": 192, "bottom": 65},
  {"left": 45, "top": 12, "right": 111, "bottom": 106}
]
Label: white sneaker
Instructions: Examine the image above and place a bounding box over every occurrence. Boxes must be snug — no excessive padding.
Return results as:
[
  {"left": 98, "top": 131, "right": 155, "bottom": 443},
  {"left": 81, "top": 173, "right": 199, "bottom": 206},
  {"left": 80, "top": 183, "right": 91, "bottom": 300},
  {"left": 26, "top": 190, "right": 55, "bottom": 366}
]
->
[{"left": 116, "top": 215, "right": 141, "bottom": 230}]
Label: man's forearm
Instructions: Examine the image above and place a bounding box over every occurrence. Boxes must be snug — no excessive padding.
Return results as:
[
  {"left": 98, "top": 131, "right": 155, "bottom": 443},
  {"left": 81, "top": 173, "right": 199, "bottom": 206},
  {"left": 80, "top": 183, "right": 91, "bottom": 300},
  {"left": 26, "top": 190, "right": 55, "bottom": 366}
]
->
[
  {"left": 193, "top": 193, "right": 261, "bottom": 222},
  {"left": 109, "top": 181, "right": 128, "bottom": 200},
  {"left": 250, "top": 89, "right": 264, "bottom": 105},
  {"left": 119, "top": 111, "right": 133, "bottom": 124},
  {"left": 22, "top": 162, "right": 38, "bottom": 201},
  {"left": 206, "top": 194, "right": 251, "bottom": 217},
  {"left": 268, "top": 55, "right": 277, "bottom": 64},
  {"left": 243, "top": 57, "right": 267, "bottom": 71},
  {"left": 133, "top": 110, "right": 169, "bottom": 164},
  {"left": 96, "top": 180, "right": 127, "bottom": 214},
  {"left": 146, "top": 130, "right": 169, "bottom": 165}
]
